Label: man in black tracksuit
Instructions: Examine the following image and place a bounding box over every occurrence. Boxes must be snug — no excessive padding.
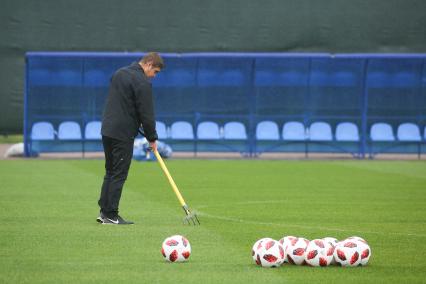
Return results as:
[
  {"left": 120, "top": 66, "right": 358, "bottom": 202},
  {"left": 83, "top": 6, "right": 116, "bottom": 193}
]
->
[{"left": 97, "top": 52, "right": 164, "bottom": 225}]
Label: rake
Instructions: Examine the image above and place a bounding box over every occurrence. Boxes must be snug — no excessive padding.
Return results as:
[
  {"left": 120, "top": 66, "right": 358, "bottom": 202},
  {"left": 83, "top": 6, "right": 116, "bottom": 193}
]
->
[{"left": 153, "top": 149, "right": 200, "bottom": 225}]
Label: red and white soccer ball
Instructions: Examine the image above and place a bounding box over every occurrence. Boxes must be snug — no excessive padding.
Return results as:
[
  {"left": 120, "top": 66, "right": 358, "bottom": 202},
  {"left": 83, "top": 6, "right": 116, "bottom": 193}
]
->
[
  {"left": 161, "top": 235, "right": 191, "bottom": 262},
  {"left": 252, "top": 237, "right": 273, "bottom": 262},
  {"left": 285, "top": 237, "right": 310, "bottom": 265},
  {"left": 322, "top": 237, "right": 339, "bottom": 265},
  {"left": 254, "top": 239, "right": 285, "bottom": 268},
  {"left": 338, "top": 236, "right": 371, "bottom": 266},
  {"left": 333, "top": 239, "right": 361, "bottom": 267},
  {"left": 304, "top": 239, "right": 334, "bottom": 267},
  {"left": 345, "top": 237, "right": 371, "bottom": 266},
  {"left": 357, "top": 240, "right": 371, "bottom": 266},
  {"left": 279, "top": 235, "right": 297, "bottom": 263}
]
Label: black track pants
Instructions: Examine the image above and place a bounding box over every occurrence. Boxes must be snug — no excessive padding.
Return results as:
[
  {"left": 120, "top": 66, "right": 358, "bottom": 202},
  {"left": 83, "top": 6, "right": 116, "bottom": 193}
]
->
[{"left": 98, "top": 136, "right": 133, "bottom": 218}]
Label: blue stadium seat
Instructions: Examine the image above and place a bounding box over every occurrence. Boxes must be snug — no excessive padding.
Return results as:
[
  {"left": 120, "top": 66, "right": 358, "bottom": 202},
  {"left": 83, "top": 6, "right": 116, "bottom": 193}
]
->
[
  {"left": 397, "top": 123, "right": 421, "bottom": 141},
  {"left": 370, "top": 123, "right": 395, "bottom": 141},
  {"left": 170, "top": 121, "right": 194, "bottom": 140},
  {"left": 282, "top": 121, "right": 306, "bottom": 141},
  {"left": 335, "top": 122, "right": 360, "bottom": 142},
  {"left": 197, "top": 121, "right": 221, "bottom": 140},
  {"left": 84, "top": 121, "right": 102, "bottom": 140},
  {"left": 223, "top": 122, "right": 247, "bottom": 140},
  {"left": 309, "top": 122, "right": 333, "bottom": 141},
  {"left": 58, "top": 121, "right": 82, "bottom": 140},
  {"left": 256, "top": 121, "right": 280, "bottom": 140},
  {"left": 31, "top": 122, "right": 55, "bottom": 140},
  {"left": 156, "top": 121, "right": 168, "bottom": 139}
]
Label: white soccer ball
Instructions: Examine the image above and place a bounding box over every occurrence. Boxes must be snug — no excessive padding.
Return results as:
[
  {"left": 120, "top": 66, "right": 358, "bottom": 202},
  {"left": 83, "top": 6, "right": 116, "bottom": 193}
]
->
[
  {"left": 333, "top": 239, "right": 361, "bottom": 267},
  {"left": 255, "top": 239, "right": 285, "bottom": 268},
  {"left": 340, "top": 236, "right": 371, "bottom": 266},
  {"left": 356, "top": 240, "right": 372, "bottom": 266},
  {"left": 322, "top": 237, "right": 339, "bottom": 264},
  {"left": 304, "top": 239, "right": 334, "bottom": 267},
  {"left": 252, "top": 237, "right": 273, "bottom": 263},
  {"left": 279, "top": 235, "right": 297, "bottom": 263},
  {"left": 285, "top": 237, "right": 310, "bottom": 265},
  {"left": 161, "top": 235, "right": 191, "bottom": 262}
]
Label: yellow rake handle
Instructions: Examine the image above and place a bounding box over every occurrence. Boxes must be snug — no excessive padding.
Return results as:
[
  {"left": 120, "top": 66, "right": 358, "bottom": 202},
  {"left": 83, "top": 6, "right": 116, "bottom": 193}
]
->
[{"left": 153, "top": 150, "right": 187, "bottom": 207}]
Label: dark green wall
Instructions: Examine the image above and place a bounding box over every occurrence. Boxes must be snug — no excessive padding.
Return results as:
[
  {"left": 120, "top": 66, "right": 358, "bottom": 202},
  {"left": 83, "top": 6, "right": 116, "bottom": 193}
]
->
[{"left": 1, "top": 0, "right": 426, "bottom": 133}]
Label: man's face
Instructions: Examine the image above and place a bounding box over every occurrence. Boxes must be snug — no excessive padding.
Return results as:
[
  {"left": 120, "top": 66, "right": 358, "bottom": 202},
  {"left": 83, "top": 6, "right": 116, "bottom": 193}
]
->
[{"left": 145, "top": 63, "right": 161, "bottom": 78}]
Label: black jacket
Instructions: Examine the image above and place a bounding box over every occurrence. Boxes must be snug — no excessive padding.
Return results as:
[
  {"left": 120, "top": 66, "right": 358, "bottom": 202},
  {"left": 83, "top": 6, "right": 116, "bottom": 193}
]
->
[{"left": 101, "top": 62, "right": 158, "bottom": 142}]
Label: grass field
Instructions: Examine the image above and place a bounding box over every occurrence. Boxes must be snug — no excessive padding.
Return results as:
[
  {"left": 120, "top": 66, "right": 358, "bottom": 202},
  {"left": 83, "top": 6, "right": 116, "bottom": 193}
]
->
[
  {"left": 1, "top": 159, "right": 426, "bottom": 283},
  {"left": 0, "top": 135, "right": 22, "bottom": 144}
]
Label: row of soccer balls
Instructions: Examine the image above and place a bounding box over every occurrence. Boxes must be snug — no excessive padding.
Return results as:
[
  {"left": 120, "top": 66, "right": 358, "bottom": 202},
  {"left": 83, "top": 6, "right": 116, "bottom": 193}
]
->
[
  {"left": 160, "top": 234, "right": 372, "bottom": 267},
  {"left": 253, "top": 236, "right": 371, "bottom": 268}
]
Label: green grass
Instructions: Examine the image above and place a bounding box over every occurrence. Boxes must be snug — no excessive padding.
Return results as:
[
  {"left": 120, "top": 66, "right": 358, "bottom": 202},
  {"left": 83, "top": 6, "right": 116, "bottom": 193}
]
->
[
  {"left": 1, "top": 159, "right": 426, "bottom": 283},
  {"left": 0, "top": 135, "right": 22, "bottom": 144}
]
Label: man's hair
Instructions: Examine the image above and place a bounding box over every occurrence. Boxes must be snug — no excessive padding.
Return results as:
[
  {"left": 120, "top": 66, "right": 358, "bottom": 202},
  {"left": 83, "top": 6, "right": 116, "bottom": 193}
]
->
[{"left": 140, "top": 52, "right": 165, "bottom": 69}]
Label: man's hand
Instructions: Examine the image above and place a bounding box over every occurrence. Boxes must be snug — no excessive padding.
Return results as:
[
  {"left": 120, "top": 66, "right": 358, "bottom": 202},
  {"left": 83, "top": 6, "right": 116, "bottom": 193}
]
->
[{"left": 149, "top": 141, "right": 157, "bottom": 152}]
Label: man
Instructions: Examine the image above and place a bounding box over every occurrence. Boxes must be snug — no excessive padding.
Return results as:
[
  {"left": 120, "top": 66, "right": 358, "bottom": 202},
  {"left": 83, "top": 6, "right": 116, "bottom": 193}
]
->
[{"left": 97, "top": 52, "right": 164, "bottom": 225}]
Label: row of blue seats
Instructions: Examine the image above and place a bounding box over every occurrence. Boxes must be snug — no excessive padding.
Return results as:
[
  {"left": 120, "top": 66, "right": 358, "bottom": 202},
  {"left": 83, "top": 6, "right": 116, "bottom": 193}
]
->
[
  {"left": 31, "top": 121, "right": 101, "bottom": 140},
  {"left": 160, "top": 121, "right": 426, "bottom": 142},
  {"left": 30, "top": 120, "right": 426, "bottom": 142}
]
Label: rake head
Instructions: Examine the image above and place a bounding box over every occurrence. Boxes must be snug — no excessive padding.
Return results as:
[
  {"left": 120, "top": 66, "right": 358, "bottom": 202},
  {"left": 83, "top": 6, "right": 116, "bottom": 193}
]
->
[{"left": 182, "top": 205, "right": 200, "bottom": 225}]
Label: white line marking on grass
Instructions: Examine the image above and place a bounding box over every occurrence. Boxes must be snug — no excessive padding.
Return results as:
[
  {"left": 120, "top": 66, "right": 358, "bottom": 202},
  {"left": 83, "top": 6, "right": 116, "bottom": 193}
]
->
[
  {"left": 196, "top": 200, "right": 288, "bottom": 209},
  {"left": 198, "top": 211, "right": 426, "bottom": 238}
]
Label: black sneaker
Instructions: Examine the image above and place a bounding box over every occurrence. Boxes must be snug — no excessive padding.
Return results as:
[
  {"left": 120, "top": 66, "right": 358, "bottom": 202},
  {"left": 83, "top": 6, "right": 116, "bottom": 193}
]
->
[
  {"left": 102, "top": 215, "right": 134, "bottom": 225},
  {"left": 96, "top": 211, "right": 106, "bottom": 223}
]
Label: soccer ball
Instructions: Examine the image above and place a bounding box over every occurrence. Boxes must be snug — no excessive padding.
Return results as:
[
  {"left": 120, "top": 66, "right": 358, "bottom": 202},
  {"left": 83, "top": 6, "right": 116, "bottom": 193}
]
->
[
  {"left": 161, "top": 235, "right": 191, "bottom": 262},
  {"left": 340, "top": 236, "right": 371, "bottom": 266},
  {"left": 333, "top": 239, "right": 361, "bottom": 267},
  {"left": 304, "top": 239, "right": 334, "bottom": 267},
  {"left": 285, "top": 237, "right": 310, "bottom": 265},
  {"left": 279, "top": 235, "right": 297, "bottom": 262},
  {"left": 252, "top": 237, "right": 273, "bottom": 263},
  {"left": 322, "top": 237, "right": 338, "bottom": 265},
  {"left": 255, "top": 239, "right": 285, "bottom": 268},
  {"left": 356, "top": 240, "right": 372, "bottom": 266}
]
